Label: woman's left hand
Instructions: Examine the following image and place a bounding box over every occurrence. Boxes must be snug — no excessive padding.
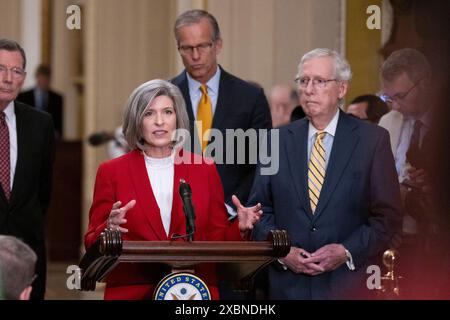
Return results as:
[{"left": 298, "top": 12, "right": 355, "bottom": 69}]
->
[{"left": 232, "top": 195, "right": 263, "bottom": 237}]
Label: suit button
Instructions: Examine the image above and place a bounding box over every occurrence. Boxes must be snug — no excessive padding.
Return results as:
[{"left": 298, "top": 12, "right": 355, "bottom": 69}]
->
[{"left": 310, "top": 226, "right": 317, "bottom": 232}]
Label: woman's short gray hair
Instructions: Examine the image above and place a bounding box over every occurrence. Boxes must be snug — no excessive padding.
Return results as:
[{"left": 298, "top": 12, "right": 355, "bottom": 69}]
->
[
  {"left": 297, "top": 48, "right": 352, "bottom": 82},
  {"left": 123, "top": 79, "right": 190, "bottom": 151}
]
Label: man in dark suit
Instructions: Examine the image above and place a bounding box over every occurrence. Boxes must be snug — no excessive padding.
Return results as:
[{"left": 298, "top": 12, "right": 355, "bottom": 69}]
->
[
  {"left": 171, "top": 10, "right": 272, "bottom": 219},
  {"left": 17, "top": 64, "right": 63, "bottom": 138},
  {"left": 243, "top": 48, "right": 402, "bottom": 299},
  {"left": 0, "top": 39, "right": 55, "bottom": 300}
]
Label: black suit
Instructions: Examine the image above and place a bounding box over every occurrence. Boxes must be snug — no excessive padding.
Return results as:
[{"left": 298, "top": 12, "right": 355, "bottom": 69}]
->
[
  {"left": 171, "top": 67, "right": 272, "bottom": 211},
  {"left": 17, "top": 88, "right": 63, "bottom": 138},
  {"left": 0, "top": 102, "right": 55, "bottom": 299}
]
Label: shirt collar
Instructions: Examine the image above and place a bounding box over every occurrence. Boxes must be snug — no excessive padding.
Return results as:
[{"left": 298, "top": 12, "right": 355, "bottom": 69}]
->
[
  {"left": 308, "top": 108, "right": 340, "bottom": 140},
  {"left": 2, "top": 101, "right": 15, "bottom": 119},
  {"left": 404, "top": 110, "right": 431, "bottom": 129},
  {"left": 418, "top": 111, "right": 432, "bottom": 128},
  {"left": 187, "top": 66, "right": 221, "bottom": 97}
]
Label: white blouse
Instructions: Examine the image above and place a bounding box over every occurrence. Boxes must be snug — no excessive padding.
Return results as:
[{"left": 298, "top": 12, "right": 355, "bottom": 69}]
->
[{"left": 144, "top": 153, "right": 174, "bottom": 236}]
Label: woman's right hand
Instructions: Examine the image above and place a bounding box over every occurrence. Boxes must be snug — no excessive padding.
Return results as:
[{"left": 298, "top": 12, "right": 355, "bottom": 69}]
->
[{"left": 107, "top": 199, "right": 136, "bottom": 233}]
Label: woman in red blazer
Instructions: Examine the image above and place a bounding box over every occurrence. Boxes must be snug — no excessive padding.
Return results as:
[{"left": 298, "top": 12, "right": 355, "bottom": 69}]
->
[{"left": 85, "top": 79, "right": 261, "bottom": 300}]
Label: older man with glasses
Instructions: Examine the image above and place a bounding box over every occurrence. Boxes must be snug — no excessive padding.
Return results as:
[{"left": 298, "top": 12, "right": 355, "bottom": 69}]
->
[
  {"left": 170, "top": 10, "right": 272, "bottom": 222},
  {"left": 239, "top": 48, "right": 401, "bottom": 299},
  {"left": 0, "top": 39, "right": 55, "bottom": 300},
  {"left": 170, "top": 9, "right": 272, "bottom": 299}
]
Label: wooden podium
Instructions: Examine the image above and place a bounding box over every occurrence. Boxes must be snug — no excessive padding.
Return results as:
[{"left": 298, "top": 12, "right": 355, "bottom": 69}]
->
[{"left": 79, "top": 229, "right": 290, "bottom": 294}]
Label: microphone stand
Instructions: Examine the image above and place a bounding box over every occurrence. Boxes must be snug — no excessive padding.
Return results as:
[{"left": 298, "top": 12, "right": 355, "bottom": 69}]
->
[{"left": 171, "top": 179, "right": 195, "bottom": 242}]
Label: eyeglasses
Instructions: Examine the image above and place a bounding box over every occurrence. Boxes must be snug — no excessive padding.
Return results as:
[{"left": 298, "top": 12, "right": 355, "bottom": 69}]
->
[
  {"left": 0, "top": 64, "right": 26, "bottom": 79},
  {"left": 294, "top": 77, "right": 338, "bottom": 89},
  {"left": 178, "top": 42, "right": 214, "bottom": 56},
  {"left": 380, "top": 78, "right": 423, "bottom": 105}
]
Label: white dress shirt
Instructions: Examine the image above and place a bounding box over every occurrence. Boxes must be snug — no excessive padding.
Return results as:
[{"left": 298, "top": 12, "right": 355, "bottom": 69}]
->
[
  {"left": 307, "top": 108, "right": 340, "bottom": 168},
  {"left": 394, "top": 112, "right": 431, "bottom": 234},
  {"left": 186, "top": 67, "right": 221, "bottom": 118},
  {"left": 3, "top": 102, "right": 18, "bottom": 190},
  {"left": 144, "top": 153, "right": 174, "bottom": 236}
]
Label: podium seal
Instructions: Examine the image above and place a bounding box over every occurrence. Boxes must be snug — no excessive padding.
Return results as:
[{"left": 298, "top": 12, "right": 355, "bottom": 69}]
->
[{"left": 154, "top": 272, "right": 211, "bottom": 300}]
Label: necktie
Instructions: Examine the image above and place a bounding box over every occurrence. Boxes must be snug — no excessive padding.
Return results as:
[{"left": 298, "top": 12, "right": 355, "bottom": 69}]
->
[
  {"left": 406, "top": 120, "right": 423, "bottom": 168},
  {"left": 308, "top": 131, "right": 326, "bottom": 213},
  {"left": 0, "top": 112, "right": 11, "bottom": 201},
  {"left": 197, "top": 85, "right": 213, "bottom": 152}
]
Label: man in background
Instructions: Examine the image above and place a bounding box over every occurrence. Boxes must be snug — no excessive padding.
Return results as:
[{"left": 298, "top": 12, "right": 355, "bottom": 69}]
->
[
  {"left": 17, "top": 64, "right": 63, "bottom": 138},
  {"left": 171, "top": 10, "right": 272, "bottom": 219},
  {"left": 347, "top": 94, "right": 390, "bottom": 124},
  {"left": 269, "top": 84, "right": 298, "bottom": 127},
  {"left": 379, "top": 48, "right": 439, "bottom": 298},
  {"left": 0, "top": 235, "right": 37, "bottom": 300},
  {"left": 170, "top": 9, "right": 272, "bottom": 299}
]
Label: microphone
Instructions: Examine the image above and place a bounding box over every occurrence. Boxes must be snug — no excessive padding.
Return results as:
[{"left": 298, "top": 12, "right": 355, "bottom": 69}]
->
[
  {"left": 179, "top": 179, "right": 196, "bottom": 241},
  {"left": 88, "top": 131, "right": 115, "bottom": 146}
]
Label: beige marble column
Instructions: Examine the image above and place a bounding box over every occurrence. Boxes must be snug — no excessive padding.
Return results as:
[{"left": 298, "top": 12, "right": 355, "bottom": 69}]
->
[
  {"left": 208, "top": 0, "right": 342, "bottom": 93},
  {"left": 81, "top": 0, "right": 173, "bottom": 242},
  {"left": 0, "top": 0, "right": 22, "bottom": 40}
]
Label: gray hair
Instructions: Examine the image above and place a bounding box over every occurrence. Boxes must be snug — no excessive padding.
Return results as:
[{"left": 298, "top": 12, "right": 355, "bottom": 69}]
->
[
  {"left": 297, "top": 48, "right": 352, "bottom": 82},
  {"left": 381, "top": 48, "right": 431, "bottom": 83},
  {"left": 122, "top": 79, "right": 190, "bottom": 151},
  {"left": 0, "top": 236, "right": 37, "bottom": 300},
  {"left": 297, "top": 48, "right": 352, "bottom": 108},
  {"left": 174, "top": 10, "right": 221, "bottom": 45},
  {"left": 0, "top": 38, "right": 27, "bottom": 70}
]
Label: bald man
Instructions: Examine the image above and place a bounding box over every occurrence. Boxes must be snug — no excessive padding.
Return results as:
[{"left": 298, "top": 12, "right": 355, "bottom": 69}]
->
[{"left": 269, "top": 84, "right": 297, "bottom": 127}]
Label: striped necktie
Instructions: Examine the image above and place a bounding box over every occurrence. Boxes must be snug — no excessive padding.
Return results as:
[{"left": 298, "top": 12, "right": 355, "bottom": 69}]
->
[
  {"left": 308, "top": 131, "right": 326, "bottom": 213},
  {"left": 197, "top": 84, "right": 213, "bottom": 152}
]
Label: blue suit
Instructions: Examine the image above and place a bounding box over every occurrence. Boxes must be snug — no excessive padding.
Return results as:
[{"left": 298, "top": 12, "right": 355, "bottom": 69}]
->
[{"left": 250, "top": 111, "right": 402, "bottom": 299}]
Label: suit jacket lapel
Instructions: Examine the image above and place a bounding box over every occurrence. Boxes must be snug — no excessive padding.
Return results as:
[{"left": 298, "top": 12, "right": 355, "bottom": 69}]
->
[
  {"left": 211, "top": 67, "right": 232, "bottom": 130},
  {"left": 313, "top": 111, "right": 359, "bottom": 220},
  {"left": 128, "top": 150, "right": 167, "bottom": 240},
  {"left": 176, "top": 72, "right": 195, "bottom": 122},
  {"left": 286, "top": 120, "right": 312, "bottom": 219}
]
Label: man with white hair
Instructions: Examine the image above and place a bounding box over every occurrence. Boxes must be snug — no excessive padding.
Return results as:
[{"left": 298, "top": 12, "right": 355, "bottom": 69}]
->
[{"left": 245, "top": 48, "right": 402, "bottom": 299}]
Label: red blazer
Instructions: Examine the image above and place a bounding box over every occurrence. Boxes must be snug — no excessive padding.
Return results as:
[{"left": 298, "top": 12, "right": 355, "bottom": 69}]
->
[{"left": 85, "top": 149, "right": 242, "bottom": 300}]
